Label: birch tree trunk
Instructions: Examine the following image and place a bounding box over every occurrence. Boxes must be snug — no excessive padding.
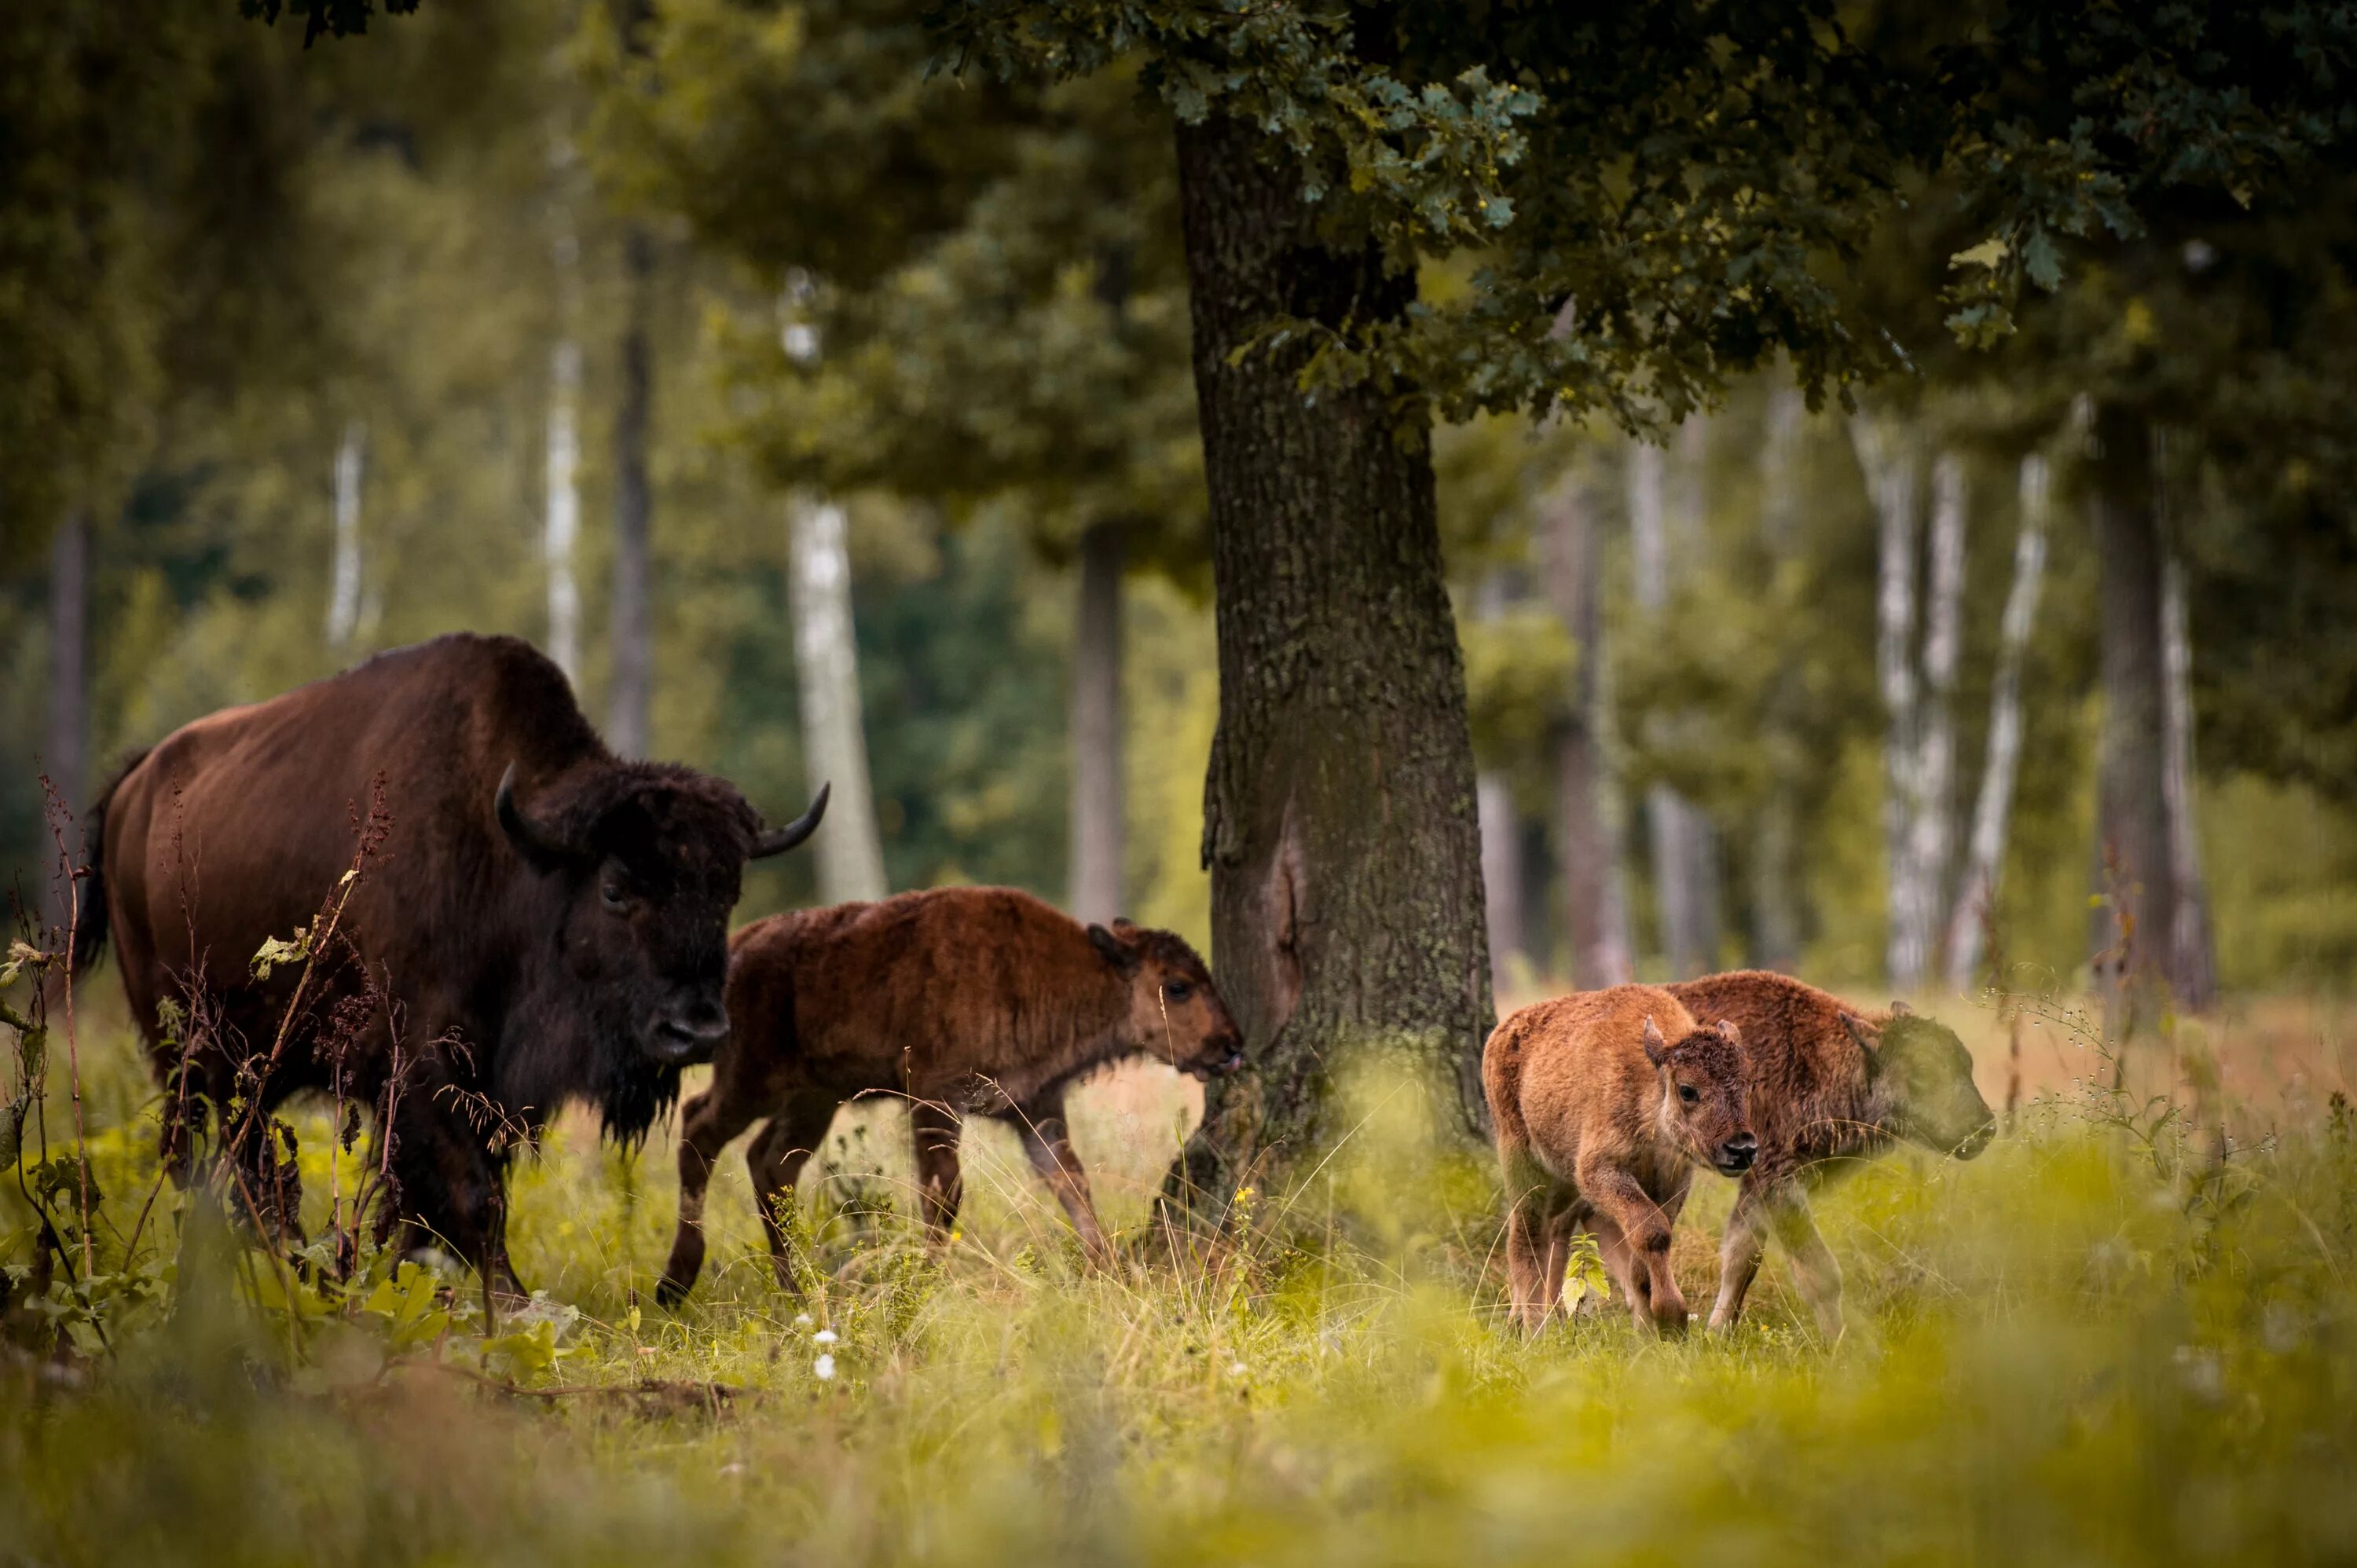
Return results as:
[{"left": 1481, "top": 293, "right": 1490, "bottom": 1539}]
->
[
  {"left": 1750, "top": 387, "right": 1805, "bottom": 970},
  {"left": 325, "top": 421, "right": 365, "bottom": 650},
  {"left": 2159, "top": 522, "right": 2218, "bottom": 1010},
  {"left": 1899, "top": 451, "right": 1968, "bottom": 987},
  {"left": 1540, "top": 471, "right": 1635, "bottom": 988},
  {"left": 607, "top": 226, "right": 655, "bottom": 758},
  {"left": 1946, "top": 452, "right": 2051, "bottom": 991},
  {"left": 1850, "top": 412, "right": 1922, "bottom": 988},
  {"left": 1631, "top": 427, "right": 1719, "bottom": 977},
  {"left": 1068, "top": 518, "right": 1126, "bottom": 925},
  {"left": 47, "top": 511, "right": 89, "bottom": 926},
  {"left": 789, "top": 494, "right": 888, "bottom": 904},
  {"left": 2091, "top": 402, "right": 2176, "bottom": 1035},
  {"left": 544, "top": 334, "right": 583, "bottom": 688}
]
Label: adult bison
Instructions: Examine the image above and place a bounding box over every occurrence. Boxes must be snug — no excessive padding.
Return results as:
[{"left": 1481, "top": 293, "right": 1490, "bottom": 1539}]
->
[{"left": 75, "top": 632, "right": 825, "bottom": 1296}]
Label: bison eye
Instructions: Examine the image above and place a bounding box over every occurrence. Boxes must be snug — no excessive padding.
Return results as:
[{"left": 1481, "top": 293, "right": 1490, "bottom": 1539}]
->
[
  {"left": 601, "top": 882, "right": 629, "bottom": 910},
  {"left": 1677, "top": 1084, "right": 1699, "bottom": 1105},
  {"left": 1164, "top": 980, "right": 1193, "bottom": 1003}
]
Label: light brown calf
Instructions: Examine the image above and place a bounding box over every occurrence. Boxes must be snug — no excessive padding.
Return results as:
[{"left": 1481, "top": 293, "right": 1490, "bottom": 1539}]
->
[
  {"left": 1484, "top": 985, "right": 1755, "bottom": 1335},
  {"left": 658, "top": 886, "right": 1243, "bottom": 1303}
]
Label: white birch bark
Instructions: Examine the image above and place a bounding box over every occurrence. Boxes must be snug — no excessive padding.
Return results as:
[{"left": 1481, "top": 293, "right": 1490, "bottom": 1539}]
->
[
  {"left": 1897, "top": 450, "right": 1967, "bottom": 987},
  {"left": 1631, "top": 430, "right": 1719, "bottom": 977},
  {"left": 1750, "top": 386, "right": 1805, "bottom": 969},
  {"left": 789, "top": 494, "right": 888, "bottom": 903},
  {"left": 1849, "top": 412, "right": 1922, "bottom": 987},
  {"left": 1069, "top": 519, "right": 1126, "bottom": 925},
  {"left": 325, "top": 420, "right": 365, "bottom": 649},
  {"left": 544, "top": 337, "right": 583, "bottom": 687},
  {"left": 1946, "top": 452, "right": 2051, "bottom": 991}
]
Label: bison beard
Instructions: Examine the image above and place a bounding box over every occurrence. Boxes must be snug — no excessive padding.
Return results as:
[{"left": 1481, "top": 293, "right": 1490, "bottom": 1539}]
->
[{"left": 73, "top": 633, "right": 824, "bottom": 1296}]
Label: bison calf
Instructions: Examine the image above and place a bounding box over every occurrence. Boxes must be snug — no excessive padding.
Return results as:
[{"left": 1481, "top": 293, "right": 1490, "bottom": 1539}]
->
[
  {"left": 1666, "top": 970, "right": 1996, "bottom": 1339},
  {"left": 1485, "top": 986, "right": 1754, "bottom": 1335},
  {"left": 658, "top": 887, "right": 1243, "bottom": 1303}
]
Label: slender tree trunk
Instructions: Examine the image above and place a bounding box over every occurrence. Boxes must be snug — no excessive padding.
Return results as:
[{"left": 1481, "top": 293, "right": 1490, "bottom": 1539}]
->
[
  {"left": 608, "top": 226, "right": 655, "bottom": 757},
  {"left": 2091, "top": 402, "right": 2176, "bottom": 1032},
  {"left": 544, "top": 337, "right": 583, "bottom": 687},
  {"left": 1069, "top": 518, "right": 1126, "bottom": 925},
  {"left": 47, "top": 511, "right": 90, "bottom": 925},
  {"left": 2157, "top": 463, "right": 2217, "bottom": 1009},
  {"left": 1900, "top": 451, "right": 1967, "bottom": 987},
  {"left": 1947, "top": 452, "right": 2052, "bottom": 991},
  {"left": 1168, "top": 112, "right": 1492, "bottom": 1206},
  {"left": 1539, "top": 471, "right": 1634, "bottom": 988},
  {"left": 1851, "top": 412, "right": 1922, "bottom": 988},
  {"left": 1750, "top": 387, "right": 1805, "bottom": 971},
  {"left": 1629, "top": 431, "right": 1718, "bottom": 977},
  {"left": 325, "top": 421, "right": 365, "bottom": 650},
  {"left": 1472, "top": 569, "right": 1527, "bottom": 993},
  {"left": 788, "top": 493, "right": 888, "bottom": 904}
]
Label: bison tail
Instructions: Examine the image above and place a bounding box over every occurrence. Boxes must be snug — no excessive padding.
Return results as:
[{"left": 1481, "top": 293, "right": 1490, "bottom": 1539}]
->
[{"left": 68, "top": 747, "right": 147, "bottom": 978}]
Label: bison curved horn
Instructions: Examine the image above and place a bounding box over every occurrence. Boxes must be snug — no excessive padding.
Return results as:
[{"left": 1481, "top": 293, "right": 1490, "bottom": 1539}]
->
[
  {"left": 750, "top": 781, "right": 830, "bottom": 859},
  {"left": 495, "top": 762, "right": 579, "bottom": 869}
]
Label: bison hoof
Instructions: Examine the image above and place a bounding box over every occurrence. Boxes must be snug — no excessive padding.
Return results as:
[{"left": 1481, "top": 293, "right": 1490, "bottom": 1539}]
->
[{"left": 654, "top": 1275, "right": 691, "bottom": 1310}]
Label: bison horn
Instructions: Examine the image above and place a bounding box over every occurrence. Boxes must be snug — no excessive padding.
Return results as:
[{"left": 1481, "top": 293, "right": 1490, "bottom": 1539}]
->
[
  {"left": 751, "top": 781, "right": 830, "bottom": 859},
  {"left": 495, "top": 762, "right": 578, "bottom": 868}
]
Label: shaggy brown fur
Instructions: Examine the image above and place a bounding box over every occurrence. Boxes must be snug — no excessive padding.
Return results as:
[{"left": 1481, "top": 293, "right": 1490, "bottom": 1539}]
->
[
  {"left": 658, "top": 887, "right": 1243, "bottom": 1303},
  {"left": 1484, "top": 985, "right": 1755, "bottom": 1335},
  {"left": 1666, "top": 970, "right": 1997, "bottom": 1337}
]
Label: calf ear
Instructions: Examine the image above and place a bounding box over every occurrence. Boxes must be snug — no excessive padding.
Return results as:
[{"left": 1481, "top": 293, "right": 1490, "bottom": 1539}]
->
[
  {"left": 1842, "top": 1012, "right": 1882, "bottom": 1058},
  {"left": 1087, "top": 923, "right": 1138, "bottom": 974},
  {"left": 1714, "top": 1019, "right": 1743, "bottom": 1050},
  {"left": 1640, "top": 1014, "right": 1668, "bottom": 1068},
  {"left": 1889, "top": 999, "right": 1914, "bottom": 1016}
]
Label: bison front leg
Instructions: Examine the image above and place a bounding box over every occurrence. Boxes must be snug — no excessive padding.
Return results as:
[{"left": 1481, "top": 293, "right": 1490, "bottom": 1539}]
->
[
  {"left": 1708, "top": 1178, "right": 1775, "bottom": 1334},
  {"left": 1766, "top": 1185, "right": 1846, "bottom": 1340},
  {"left": 658, "top": 1085, "right": 761, "bottom": 1307},
  {"left": 387, "top": 1091, "right": 522, "bottom": 1306},
  {"left": 909, "top": 1100, "right": 965, "bottom": 1245},
  {"left": 1006, "top": 1091, "right": 1112, "bottom": 1268}
]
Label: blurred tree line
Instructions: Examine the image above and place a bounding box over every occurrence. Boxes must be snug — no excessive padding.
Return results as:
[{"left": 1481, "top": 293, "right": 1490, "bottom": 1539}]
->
[{"left": 5, "top": 2, "right": 2356, "bottom": 1108}]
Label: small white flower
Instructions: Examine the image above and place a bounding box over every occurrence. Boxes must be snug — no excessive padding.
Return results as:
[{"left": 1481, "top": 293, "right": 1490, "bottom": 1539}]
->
[
  {"left": 813, "top": 1353, "right": 837, "bottom": 1381},
  {"left": 812, "top": 1328, "right": 838, "bottom": 1345},
  {"left": 1226, "top": 1361, "right": 1248, "bottom": 1379},
  {"left": 794, "top": 1313, "right": 814, "bottom": 1329}
]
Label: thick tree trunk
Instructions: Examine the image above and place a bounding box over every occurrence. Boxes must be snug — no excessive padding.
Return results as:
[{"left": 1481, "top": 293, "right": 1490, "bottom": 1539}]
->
[
  {"left": 2091, "top": 402, "right": 2176, "bottom": 1031},
  {"left": 1069, "top": 518, "right": 1126, "bottom": 925},
  {"left": 1947, "top": 452, "right": 2051, "bottom": 991},
  {"left": 325, "top": 421, "right": 365, "bottom": 650},
  {"left": 1629, "top": 430, "right": 1719, "bottom": 977},
  {"left": 1750, "top": 387, "right": 1805, "bottom": 971},
  {"left": 2159, "top": 512, "right": 2217, "bottom": 1010},
  {"left": 607, "top": 226, "right": 655, "bottom": 758},
  {"left": 1539, "top": 473, "right": 1634, "bottom": 988},
  {"left": 788, "top": 493, "right": 888, "bottom": 904},
  {"left": 1898, "top": 451, "right": 1967, "bottom": 987},
  {"left": 1168, "top": 111, "right": 1492, "bottom": 1207},
  {"left": 544, "top": 337, "right": 583, "bottom": 687},
  {"left": 1851, "top": 412, "right": 1922, "bottom": 988},
  {"left": 47, "top": 511, "right": 89, "bottom": 926}
]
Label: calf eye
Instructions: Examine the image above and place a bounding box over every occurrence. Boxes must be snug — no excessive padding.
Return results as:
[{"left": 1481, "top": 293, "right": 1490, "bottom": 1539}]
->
[
  {"left": 1164, "top": 980, "right": 1193, "bottom": 1003},
  {"left": 1677, "top": 1084, "right": 1699, "bottom": 1105}
]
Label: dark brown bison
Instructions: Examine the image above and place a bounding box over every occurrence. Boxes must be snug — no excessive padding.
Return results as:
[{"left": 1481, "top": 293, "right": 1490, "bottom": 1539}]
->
[
  {"left": 75, "top": 632, "right": 824, "bottom": 1295},
  {"left": 1666, "top": 970, "right": 1997, "bottom": 1338},
  {"left": 658, "top": 886, "right": 1242, "bottom": 1304},
  {"left": 1484, "top": 985, "right": 1754, "bottom": 1335}
]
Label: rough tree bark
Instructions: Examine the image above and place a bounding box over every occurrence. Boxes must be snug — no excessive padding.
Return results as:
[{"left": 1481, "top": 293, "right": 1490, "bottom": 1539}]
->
[
  {"left": 1539, "top": 471, "right": 1634, "bottom": 988},
  {"left": 2091, "top": 401, "right": 2176, "bottom": 1031},
  {"left": 1750, "top": 387, "right": 1805, "bottom": 971},
  {"left": 325, "top": 421, "right": 365, "bottom": 650},
  {"left": 47, "top": 511, "right": 89, "bottom": 927},
  {"left": 607, "top": 226, "right": 655, "bottom": 758},
  {"left": 1167, "top": 111, "right": 1493, "bottom": 1207},
  {"left": 1946, "top": 452, "right": 2051, "bottom": 991},
  {"left": 1850, "top": 412, "right": 1922, "bottom": 989},
  {"left": 1069, "top": 518, "right": 1126, "bottom": 925},
  {"left": 788, "top": 494, "right": 888, "bottom": 904}
]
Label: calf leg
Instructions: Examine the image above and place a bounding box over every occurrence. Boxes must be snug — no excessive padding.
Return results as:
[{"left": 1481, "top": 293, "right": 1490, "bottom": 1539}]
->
[
  {"left": 1005, "top": 1090, "right": 1112, "bottom": 1266},
  {"left": 658, "top": 1084, "right": 764, "bottom": 1306},
  {"left": 1767, "top": 1185, "right": 1846, "bottom": 1340},
  {"left": 748, "top": 1093, "right": 840, "bottom": 1295},
  {"left": 1709, "top": 1179, "right": 1774, "bottom": 1333},
  {"left": 1578, "top": 1162, "right": 1688, "bottom": 1335},
  {"left": 909, "top": 1100, "right": 965, "bottom": 1244}
]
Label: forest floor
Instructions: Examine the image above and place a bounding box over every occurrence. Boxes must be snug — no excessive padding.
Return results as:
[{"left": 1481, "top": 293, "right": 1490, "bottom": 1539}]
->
[{"left": 5, "top": 984, "right": 2356, "bottom": 1566}]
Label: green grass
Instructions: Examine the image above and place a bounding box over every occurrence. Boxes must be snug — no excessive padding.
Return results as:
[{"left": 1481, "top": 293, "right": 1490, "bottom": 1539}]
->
[{"left": 7, "top": 1002, "right": 2357, "bottom": 1567}]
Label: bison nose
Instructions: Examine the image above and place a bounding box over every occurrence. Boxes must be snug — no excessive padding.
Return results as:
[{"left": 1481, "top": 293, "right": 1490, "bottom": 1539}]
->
[
  {"left": 649, "top": 1006, "right": 729, "bottom": 1065},
  {"left": 1716, "top": 1133, "right": 1758, "bottom": 1174},
  {"left": 1957, "top": 1120, "right": 1996, "bottom": 1160}
]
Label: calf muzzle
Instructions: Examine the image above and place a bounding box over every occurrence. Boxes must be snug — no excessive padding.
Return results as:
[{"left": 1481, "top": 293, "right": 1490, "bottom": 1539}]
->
[{"left": 1714, "top": 1132, "right": 1759, "bottom": 1175}]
